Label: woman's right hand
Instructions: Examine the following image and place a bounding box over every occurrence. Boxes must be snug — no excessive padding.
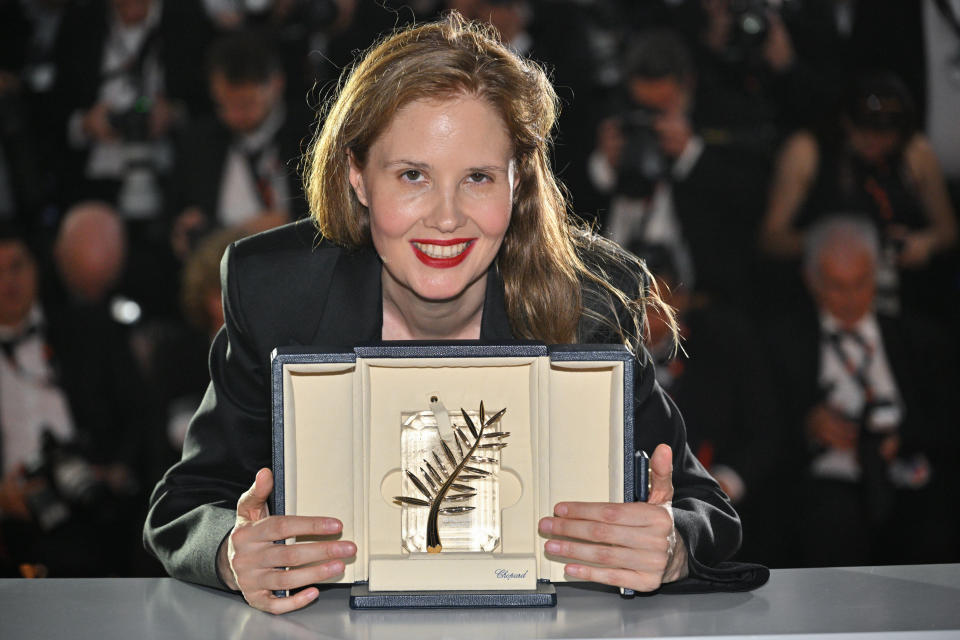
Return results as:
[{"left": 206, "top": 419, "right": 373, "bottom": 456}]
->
[{"left": 217, "top": 468, "right": 357, "bottom": 614}]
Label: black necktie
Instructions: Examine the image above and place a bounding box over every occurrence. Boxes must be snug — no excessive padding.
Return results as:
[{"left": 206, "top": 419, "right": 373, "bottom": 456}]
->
[
  {"left": 827, "top": 329, "right": 895, "bottom": 522},
  {"left": 0, "top": 323, "right": 40, "bottom": 364},
  {"left": 826, "top": 328, "right": 875, "bottom": 403}
]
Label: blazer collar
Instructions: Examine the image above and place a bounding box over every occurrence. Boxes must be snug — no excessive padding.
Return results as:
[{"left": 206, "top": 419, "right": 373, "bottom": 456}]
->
[
  {"left": 311, "top": 245, "right": 383, "bottom": 347},
  {"left": 310, "top": 248, "right": 515, "bottom": 347},
  {"left": 479, "top": 264, "right": 514, "bottom": 341}
]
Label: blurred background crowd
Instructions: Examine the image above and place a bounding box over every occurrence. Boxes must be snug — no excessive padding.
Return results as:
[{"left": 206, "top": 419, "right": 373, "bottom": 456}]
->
[{"left": 0, "top": 0, "right": 958, "bottom": 578}]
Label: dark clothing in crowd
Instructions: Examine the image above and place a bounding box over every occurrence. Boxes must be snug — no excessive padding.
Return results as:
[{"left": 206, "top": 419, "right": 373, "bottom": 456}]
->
[
  {"left": 795, "top": 136, "right": 926, "bottom": 233},
  {"left": 0, "top": 94, "right": 45, "bottom": 233},
  {"left": 769, "top": 132, "right": 952, "bottom": 319},
  {"left": 51, "top": 0, "right": 212, "bottom": 204},
  {"left": 671, "top": 145, "right": 769, "bottom": 311},
  {"left": 766, "top": 302, "right": 958, "bottom": 567},
  {"left": 165, "top": 105, "right": 312, "bottom": 230},
  {"left": 655, "top": 305, "right": 781, "bottom": 566},
  {"left": 1, "top": 292, "right": 164, "bottom": 577}
]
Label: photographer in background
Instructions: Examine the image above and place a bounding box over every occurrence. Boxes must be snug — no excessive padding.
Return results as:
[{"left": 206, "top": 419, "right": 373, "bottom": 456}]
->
[
  {"left": 166, "top": 30, "right": 311, "bottom": 261},
  {"left": 765, "top": 216, "right": 958, "bottom": 566},
  {"left": 590, "top": 28, "right": 768, "bottom": 311},
  {"left": 0, "top": 222, "right": 161, "bottom": 577},
  {"left": 681, "top": 0, "right": 841, "bottom": 137},
  {"left": 51, "top": 0, "right": 213, "bottom": 320},
  {"left": 760, "top": 72, "right": 957, "bottom": 319},
  {"left": 53, "top": 0, "right": 211, "bottom": 210},
  {"left": 200, "top": 0, "right": 347, "bottom": 106}
]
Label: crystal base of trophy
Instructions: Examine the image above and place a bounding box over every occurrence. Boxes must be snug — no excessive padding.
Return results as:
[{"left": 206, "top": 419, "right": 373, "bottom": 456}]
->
[{"left": 270, "top": 343, "right": 636, "bottom": 609}]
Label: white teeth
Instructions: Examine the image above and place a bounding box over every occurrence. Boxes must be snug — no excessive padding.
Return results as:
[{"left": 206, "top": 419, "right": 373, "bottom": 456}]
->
[{"left": 413, "top": 241, "right": 471, "bottom": 259}]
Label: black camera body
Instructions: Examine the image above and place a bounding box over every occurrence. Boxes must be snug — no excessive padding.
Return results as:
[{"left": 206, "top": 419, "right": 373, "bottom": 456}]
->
[
  {"left": 108, "top": 96, "right": 153, "bottom": 143},
  {"left": 725, "top": 0, "right": 771, "bottom": 65},
  {"left": 616, "top": 107, "right": 668, "bottom": 200},
  {"left": 23, "top": 430, "right": 109, "bottom": 532}
]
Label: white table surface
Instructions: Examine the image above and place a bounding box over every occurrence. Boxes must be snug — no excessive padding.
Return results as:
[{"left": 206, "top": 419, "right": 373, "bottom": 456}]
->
[{"left": 2, "top": 564, "right": 959, "bottom": 639}]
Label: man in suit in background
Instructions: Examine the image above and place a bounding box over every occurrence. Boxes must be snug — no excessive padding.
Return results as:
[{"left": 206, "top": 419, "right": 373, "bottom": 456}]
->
[
  {"left": 767, "top": 215, "right": 958, "bottom": 567},
  {"left": 167, "top": 30, "right": 311, "bottom": 261},
  {"left": 53, "top": 0, "right": 212, "bottom": 207},
  {"left": 588, "top": 29, "right": 769, "bottom": 312},
  {"left": 0, "top": 222, "right": 161, "bottom": 577}
]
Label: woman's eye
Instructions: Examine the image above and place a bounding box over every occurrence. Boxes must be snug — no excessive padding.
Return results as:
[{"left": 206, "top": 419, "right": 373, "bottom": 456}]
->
[
  {"left": 401, "top": 170, "right": 422, "bottom": 182},
  {"left": 468, "top": 172, "right": 491, "bottom": 183}
]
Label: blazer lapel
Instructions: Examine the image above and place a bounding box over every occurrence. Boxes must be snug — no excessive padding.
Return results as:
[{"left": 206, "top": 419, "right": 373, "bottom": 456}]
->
[
  {"left": 479, "top": 264, "right": 515, "bottom": 341},
  {"left": 305, "top": 251, "right": 514, "bottom": 347},
  {"left": 309, "top": 245, "right": 383, "bottom": 347}
]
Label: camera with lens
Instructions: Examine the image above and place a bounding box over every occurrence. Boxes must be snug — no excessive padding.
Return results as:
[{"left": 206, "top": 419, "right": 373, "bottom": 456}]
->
[
  {"left": 108, "top": 95, "right": 153, "bottom": 143},
  {"left": 615, "top": 106, "right": 669, "bottom": 200},
  {"left": 22, "top": 430, "right": 110, "bottom": 532},
  {"left": 109, "top": 93, "right": 164, "bottom": 218},
  {"left": 725, "top": 0, "right": 771, "bottom": 65}
]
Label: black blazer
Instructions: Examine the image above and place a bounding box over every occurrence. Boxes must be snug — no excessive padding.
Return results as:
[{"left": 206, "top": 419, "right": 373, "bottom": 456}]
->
[{"left": 144, "top": 220, "right": 749, "bottom": 591}]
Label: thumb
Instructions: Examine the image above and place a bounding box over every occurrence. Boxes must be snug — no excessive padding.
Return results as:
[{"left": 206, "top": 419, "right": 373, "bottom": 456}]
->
[
  {"left": 237, "top": 467, "right": 273, "bottom": 522},
  {"left": 649, "top": 443, "right": 674, "bottom": 505}
]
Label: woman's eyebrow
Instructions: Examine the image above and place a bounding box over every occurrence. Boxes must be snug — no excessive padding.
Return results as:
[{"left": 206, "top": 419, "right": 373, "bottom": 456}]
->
[
  {"left": 468, "top": 164, "right": 508, "bottom": 173},
  {"left": 384, "top": 159, "right": 431, "bottom": 170},
  {"left": 383, "top": 159, "right": 508, "bottom": 173}
]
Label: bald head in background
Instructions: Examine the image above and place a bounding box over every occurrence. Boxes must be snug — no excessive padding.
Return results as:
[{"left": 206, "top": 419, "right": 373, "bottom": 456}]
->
[
  {"left": 54, "top": 202, "right": 127, "bottom": 304},
  {"left": 803, "top": 216, "right": 879, "bottom": 330}
]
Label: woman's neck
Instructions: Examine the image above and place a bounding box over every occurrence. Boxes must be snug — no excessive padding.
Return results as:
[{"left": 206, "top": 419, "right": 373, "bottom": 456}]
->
[{"left": 380, "top": 267, "right": 486, "bottom": 341}]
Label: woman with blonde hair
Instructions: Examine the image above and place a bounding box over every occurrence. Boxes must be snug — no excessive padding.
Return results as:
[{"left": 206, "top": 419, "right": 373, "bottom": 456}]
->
[{"left": 145, "top": 13, "right": 750, "bottom": 613}]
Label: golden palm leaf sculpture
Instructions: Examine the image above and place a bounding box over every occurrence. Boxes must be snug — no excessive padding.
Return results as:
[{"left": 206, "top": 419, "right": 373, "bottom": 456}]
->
[{"left": 393, "top": 401, "right": 508, "bottom": 553}]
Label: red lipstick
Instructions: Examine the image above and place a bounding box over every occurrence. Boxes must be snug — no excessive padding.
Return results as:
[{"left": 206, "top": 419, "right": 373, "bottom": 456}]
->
[{"left": 410, "top": 238, "right": 476, "bottom": 268}]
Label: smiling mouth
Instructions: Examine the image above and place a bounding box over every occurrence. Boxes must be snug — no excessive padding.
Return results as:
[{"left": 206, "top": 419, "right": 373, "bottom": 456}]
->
[{"left": 410, "top": 239, "right": 476, "bottom": 268}]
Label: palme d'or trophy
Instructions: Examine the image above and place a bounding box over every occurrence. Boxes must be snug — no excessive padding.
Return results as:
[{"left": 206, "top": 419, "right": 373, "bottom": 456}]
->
[
  {"left": 271, "top": 342, "right": 637, "bottom": 609},
  {"left": 395, "top": 400, "right": 507, "bottom": 554}
]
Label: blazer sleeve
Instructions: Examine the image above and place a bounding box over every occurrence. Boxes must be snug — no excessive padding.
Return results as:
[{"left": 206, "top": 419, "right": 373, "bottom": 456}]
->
[{"left": 143, "top": 242, "right": 271, "bottom": 590}]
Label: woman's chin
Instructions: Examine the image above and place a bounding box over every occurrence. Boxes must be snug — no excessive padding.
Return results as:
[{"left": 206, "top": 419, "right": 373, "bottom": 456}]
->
[
  {"left": 410, "top": 283, "right": 472, "bottom": 304},
  {"left": 409, "top": 273, "right": 487, "bottom": 304}
]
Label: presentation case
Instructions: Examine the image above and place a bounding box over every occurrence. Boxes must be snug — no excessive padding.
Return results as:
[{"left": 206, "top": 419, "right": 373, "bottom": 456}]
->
[{"left": 270, "top": 342, "right": 643, "bottom": 608}]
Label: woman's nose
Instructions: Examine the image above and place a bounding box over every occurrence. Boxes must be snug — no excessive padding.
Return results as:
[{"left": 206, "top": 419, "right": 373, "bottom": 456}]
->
[{"left": 424, "top": 188, "right": 466, "bottom": 232}]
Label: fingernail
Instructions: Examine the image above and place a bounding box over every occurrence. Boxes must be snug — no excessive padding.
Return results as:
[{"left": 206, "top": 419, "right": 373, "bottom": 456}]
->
[
  {"left": 554, "top": 504, "right": 568, "bottom": 516},
  {"left": 545, "top": 540, "right": 561, "bottom": 554},
  {"left": 539, "top": 518, "right": 553, "bottom": 534},
  {"left": 565, "top": 565, "right": 583, "bottom": 577},
  {"left": 323, "top": 519, "right": 341, "bottom": 533},
  {"left": 337, "top": 542, "right": 356, "bottom": 556}
]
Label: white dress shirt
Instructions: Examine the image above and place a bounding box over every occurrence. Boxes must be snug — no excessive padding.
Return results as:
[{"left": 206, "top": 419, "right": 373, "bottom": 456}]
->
[
  {"left": 0, "top": 307, "right": 74, "bottom": 473},
  {"left": 811, "top": 312, "right": 903, "bottom": 481},
  {"left": 217, "top": 103, "right": 290, "bottom": 226}
]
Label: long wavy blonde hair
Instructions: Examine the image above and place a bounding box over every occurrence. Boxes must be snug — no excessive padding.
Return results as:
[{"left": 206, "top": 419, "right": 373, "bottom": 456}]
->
[{"left": 303, "top": 12, "right": 676, "bottom": 352}]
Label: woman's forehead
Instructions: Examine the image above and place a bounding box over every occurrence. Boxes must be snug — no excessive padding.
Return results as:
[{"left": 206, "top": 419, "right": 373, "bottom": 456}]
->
[{"left": 370, "top": 95, "right": 514, "bottom": 160}]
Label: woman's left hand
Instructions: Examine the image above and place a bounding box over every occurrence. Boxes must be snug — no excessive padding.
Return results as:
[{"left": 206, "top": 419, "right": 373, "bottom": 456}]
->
[{"left": 538, "top": 443, "right": 689, "bottom": 591}]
